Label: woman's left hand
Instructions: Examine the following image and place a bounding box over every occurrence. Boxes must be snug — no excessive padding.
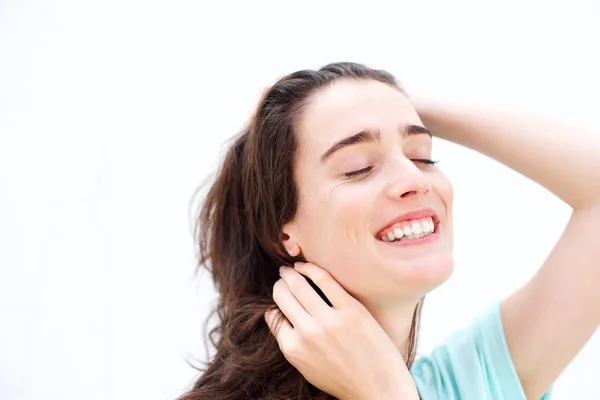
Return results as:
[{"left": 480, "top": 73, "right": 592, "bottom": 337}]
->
[{"left": 265, "top": 262, "right": 418, "bottom": 400}]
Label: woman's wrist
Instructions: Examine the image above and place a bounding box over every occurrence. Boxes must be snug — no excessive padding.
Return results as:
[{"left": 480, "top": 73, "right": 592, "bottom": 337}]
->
[
  {"left": 353, "top": 388, "right": 419, "bottom": 400},
  {"left": 350, "top": 373, "right": 419, "bottom": 400},
  {"left": 409, "top": 95, "right": 449, "bottom": 140}
]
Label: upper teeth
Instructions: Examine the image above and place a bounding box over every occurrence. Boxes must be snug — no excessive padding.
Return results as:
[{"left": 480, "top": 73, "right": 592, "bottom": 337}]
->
[{"left": 380, "top": 217, "right": 435, "bottom": 242}]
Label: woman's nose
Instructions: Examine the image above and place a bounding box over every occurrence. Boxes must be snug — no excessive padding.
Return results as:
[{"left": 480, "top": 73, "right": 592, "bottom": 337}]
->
[{"left": 386, "top": 160, "right": 431, "bottom": 201}]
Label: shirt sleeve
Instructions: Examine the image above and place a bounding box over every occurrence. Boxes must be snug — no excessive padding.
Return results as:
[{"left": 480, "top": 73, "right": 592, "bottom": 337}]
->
[{"left": 410, "top": 303, "right": 554, "bottom": 400}]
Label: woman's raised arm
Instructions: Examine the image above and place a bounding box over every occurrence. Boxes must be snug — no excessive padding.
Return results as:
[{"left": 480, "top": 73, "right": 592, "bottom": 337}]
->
[{"left": 414, "top": 97, "right": 600, "bottom": 399}]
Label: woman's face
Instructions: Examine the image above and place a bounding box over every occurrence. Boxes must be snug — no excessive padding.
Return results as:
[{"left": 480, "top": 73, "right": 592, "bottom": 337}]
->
[{"left": 283, "top": 79, "right": 454, "bottom": 305}]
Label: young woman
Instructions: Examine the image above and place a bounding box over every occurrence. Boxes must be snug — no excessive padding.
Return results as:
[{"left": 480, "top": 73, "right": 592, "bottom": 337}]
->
[{"left": 178, "top": 62, "right": 600, "bottom": 399}]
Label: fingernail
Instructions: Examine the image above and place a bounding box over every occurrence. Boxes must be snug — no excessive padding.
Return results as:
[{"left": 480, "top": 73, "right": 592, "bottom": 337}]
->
[
  {"left": 294, "top": 262, "right": 305, "bottom": 268},
  {"left": 279, "top": 266, "right": 286, "bottom": 274}
]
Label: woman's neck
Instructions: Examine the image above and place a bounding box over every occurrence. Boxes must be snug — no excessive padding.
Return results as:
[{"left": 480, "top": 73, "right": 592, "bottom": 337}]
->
[{"left": 362, "top": 297, "right": 422, "bottom": 362}]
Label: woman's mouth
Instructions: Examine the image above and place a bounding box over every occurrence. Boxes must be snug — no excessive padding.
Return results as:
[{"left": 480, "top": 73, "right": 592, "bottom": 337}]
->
[{"left": 377, "top": 216, "right": 437, "bottom": 243}]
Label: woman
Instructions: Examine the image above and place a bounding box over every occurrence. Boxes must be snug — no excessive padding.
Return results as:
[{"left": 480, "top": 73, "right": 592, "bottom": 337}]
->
[{"left": 179, "top": 62, "right": 600, "bottom": 399}]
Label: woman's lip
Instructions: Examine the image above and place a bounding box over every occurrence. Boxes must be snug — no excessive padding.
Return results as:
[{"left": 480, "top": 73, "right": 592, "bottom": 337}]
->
[{"left": 375, "top": 208, "right": 439, "bottom": 238}]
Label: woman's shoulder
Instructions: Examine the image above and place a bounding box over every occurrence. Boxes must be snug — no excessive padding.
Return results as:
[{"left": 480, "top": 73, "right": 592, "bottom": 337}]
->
[{"left": 410, "top": 303, "right": 553, "bottom": 400}]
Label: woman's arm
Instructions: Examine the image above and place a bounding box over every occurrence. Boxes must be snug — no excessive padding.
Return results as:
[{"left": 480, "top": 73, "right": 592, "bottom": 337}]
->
[{"left": 413, "top": 97, "right": 600, "bottom": 399}]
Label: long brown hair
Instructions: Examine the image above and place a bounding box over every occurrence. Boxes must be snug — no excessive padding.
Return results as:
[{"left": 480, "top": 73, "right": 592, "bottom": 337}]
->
[{"left": 179, "top": 62, "right": 424, "bottom": 400}]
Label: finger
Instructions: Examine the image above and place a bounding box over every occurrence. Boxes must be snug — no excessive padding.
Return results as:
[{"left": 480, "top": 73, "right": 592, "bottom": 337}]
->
[
  {"left": 264, "top": 307, "right": 293, "bottom": 340},
  {"left": 272, "top": 278, "right": 311, "bottom": 328},
  {"left": 293, "top": 262, "right": 354, "bottom": 308},
  {"left": 279, "top": 266, "right": 332, "bottom": 317}
]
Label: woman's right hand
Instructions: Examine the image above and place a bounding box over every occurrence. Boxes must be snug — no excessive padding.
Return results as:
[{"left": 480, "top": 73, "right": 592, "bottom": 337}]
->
[{"left": 265, "top": 262, "right": 419, "bottom": 400}]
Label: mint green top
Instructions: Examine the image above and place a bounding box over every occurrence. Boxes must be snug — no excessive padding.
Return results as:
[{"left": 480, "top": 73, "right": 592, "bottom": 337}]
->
[{"left": 411, "top": 303, "right": 553, "bottom": 399}]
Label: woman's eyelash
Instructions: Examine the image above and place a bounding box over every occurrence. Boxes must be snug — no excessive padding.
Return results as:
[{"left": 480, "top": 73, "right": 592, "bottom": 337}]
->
[
  {"left": 345, "top": 166, "right": 373, "bottom": 178},
  {"left": 412, "top": 159, "right": 439, "bottom": 165},
  {"left": 344, "top": 160, "right": 438, "bottom": 178}
]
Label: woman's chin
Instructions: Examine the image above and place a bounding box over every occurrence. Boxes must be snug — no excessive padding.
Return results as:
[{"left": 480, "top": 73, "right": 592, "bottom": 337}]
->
[{"left": 388, "top": 252, "right": 455, "bottom": 292}]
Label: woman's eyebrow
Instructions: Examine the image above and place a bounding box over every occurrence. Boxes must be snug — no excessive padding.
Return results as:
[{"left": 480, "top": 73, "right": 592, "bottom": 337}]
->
[{"left": 320, "top": 124, "right": 431, "bottom": 164}]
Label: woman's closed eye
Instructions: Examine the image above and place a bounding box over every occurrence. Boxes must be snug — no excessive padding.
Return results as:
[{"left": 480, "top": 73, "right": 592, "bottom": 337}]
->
[
  {"left": 413, "top": 159, "right": 439, "bottom": 166},
  {"left": 344, "top": 159, "right": 438, "bottom": 179},
  {"left": 345, "top": 166, "right": 373, "bottom": 178}
]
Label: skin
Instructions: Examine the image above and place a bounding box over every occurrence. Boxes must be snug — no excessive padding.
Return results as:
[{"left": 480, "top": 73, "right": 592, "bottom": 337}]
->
[
  {"left": 268, "top": 262, "right": 419, "bottom": 400},
  {"left": 283, "top": 80, "right": 454, "bottom": 349},
  {"left": 266, "top": 79, "right": 600, "bottom": 399}
]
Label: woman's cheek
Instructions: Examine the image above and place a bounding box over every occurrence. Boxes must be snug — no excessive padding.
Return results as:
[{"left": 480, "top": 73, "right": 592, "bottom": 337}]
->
[
  {"left": 333, "top": 181, "right": 376, "bottom": 213},
  {"left": 432, "top": 170, "right": 454, "bottom": 204}
]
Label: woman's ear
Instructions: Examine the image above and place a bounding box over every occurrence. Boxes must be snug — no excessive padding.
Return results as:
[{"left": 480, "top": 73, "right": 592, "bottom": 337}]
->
[{"left": 281, "top": 225, "right": 301, "bottom": 257}]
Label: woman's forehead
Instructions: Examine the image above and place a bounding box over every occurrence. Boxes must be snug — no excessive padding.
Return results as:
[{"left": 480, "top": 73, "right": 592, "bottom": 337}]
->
[{"left": 295, "top": 80, "right": 421, "bottom": 156}]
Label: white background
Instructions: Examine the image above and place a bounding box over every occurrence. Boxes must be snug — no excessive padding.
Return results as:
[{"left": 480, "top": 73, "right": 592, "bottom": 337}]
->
[{"left": 1, "top": 0, "right": 599, "bottom": 399}]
